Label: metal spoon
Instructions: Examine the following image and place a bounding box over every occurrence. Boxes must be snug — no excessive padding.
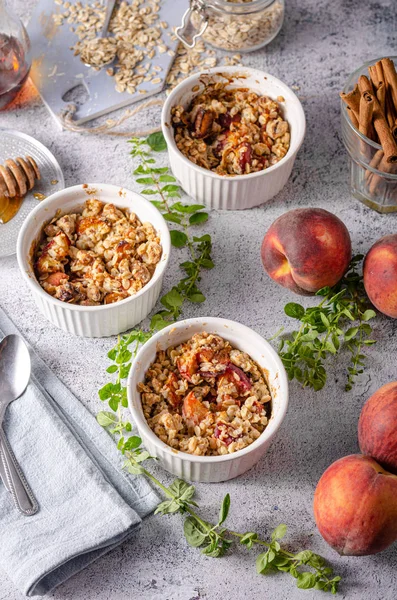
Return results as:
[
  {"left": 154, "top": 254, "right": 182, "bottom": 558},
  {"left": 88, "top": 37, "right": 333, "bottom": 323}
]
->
[{"left": 0, "top": 335, "right": 38, "bottom": 516}]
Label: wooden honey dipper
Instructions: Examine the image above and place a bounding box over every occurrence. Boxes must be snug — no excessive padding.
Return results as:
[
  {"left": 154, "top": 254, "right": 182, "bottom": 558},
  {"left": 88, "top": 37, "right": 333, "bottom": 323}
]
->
[{"left": 0, "top": 155, "right": 40, "bottom": 198}]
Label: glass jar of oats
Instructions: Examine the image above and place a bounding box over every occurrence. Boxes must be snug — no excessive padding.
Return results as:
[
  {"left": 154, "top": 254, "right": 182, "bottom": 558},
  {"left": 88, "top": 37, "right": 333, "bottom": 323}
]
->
[{"left": 176, "top": 0, "right": 285, "bottom": 53}]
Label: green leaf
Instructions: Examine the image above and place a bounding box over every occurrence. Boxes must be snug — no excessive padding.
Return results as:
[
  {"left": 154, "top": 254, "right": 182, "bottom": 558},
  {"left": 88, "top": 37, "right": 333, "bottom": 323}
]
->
[
  {"left": 150, "top": 313, "right": 172, "bottom": 331},
  {"left": 184, "top": 516, "right": 208, "bottom": 547},
  {"left": 141, "top": 189, "right": 157, "bottom": 195},
  {"left": 150, "top": 200, "right": 166, "bottom": 209},
  {"left": 120, "top": 362, "right": 131, "bottom": 379},
  {"left": 296, "top": 572, "right": 317, "bottom": 589},
  {"left": 284, "top": 303, "right": 305, "bottom": 319},
  {"left": 362, "top": 309, "right": 376, "bottom": 321},
  {"left": 161, "top": 184, "right": 180, "bottom": 192},
  {"left": 170, "top": 230, "right": 188, "bottom": 247},
  {"left": 159, "top": 174, "right": 176, "bottom": 182},
  {"left": 256, "top": 552, "right": 270, "bottom": 575},
  {"left": 136, "top": 177, "right": 156, "bottom": 185},
  {"left": 300, "top": 330, "right": 318, "bottom": 342},
  {"left": 267, "top": 549, "right": 276, "bottom": 563},
  {"left": 171, "top": 202, "right": 205, "bottom": 213},
  {"left": 123, "top": 436, "right": 142, "bottom": 451},
  {"left": 96, "top": 411, "right": 118, "bottom": 427},
  {"left": 273, "top": 556, "right": 290, "bottom": 568},
  {"left": 98, "top": 382, "right": 115, "bottom": 401},
  {"left": 155, "top": 499, "right": 181, "bottom": 515},
  {"left": 106, "top": 364, "right": 118, "bottom": 374},
  {"left": 189, "top": 212, "right": 209, "bottom": 225},
  {"left": 107, "top": 347, "right": 117, "bottom": 360},
  {"left": 345, "top": 327, "right": 359, "bottom": 341},
  {"left": 169, "top": 479, "right": 196, "bottom": 502},
  {"left": 240, "top": 532, "right": 258, "bottom": 549},
  {"left": 109, "top": 395, "right": 119, "bottom": 412},
  {"left": 325, "top": 339, "right": 337, "bottom": 354},
  {"left": 187, "top": 292, "right": 206, "bottom": 303},
  {"left": 320, "top": 312, "right": 330, "bottom": 328},
  {"left": 271, "top": 523, "right": 287, "bottom": 541},
  {"left": 218, "top": 493, "right": 230, "bottom": 525},
  {"left": 316, "top": 286, "right": 331, "bottom": 296},
  {"left": 294, "top": 550, "right": 313, "bottom": 563},
  {"left": 309, "top": 553, "right": 325, "bottom": 569},
  {"left": 201, "top": 258, "right": 214, "bottom": 269},
  {"left": 125, "top": 462, "right": 145, "bottom": 475},
  {"left": 163, "top": 213, "right": 182, "bottom": 224},
  {"left": 133, "top": 164, "right": 149, "bottom": 175},
  {"left": 146, "top": 131, "right": 167, "bottom": 151},
  {"left": 161, "top": 288, "right": 183, "bottom": 309}
]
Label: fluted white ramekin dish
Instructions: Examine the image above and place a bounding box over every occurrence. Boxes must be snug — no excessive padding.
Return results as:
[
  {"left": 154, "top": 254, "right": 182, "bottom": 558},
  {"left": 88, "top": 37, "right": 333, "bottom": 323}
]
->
[
  {"left": 16, "top": 183, "right": 171, "bottom": 338},
  {"left": 128, "top": 317, "right": 288, "bottom": 482},
  {"left": 161, "top": 66, "right": 306, "bottom": 210}
]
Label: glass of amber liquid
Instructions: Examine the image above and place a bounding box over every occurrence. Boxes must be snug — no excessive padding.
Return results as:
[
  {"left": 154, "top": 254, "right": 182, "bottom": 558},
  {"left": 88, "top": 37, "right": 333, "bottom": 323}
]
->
[{"left": 0, "top": 0, "right": 31, "bottom": 110}]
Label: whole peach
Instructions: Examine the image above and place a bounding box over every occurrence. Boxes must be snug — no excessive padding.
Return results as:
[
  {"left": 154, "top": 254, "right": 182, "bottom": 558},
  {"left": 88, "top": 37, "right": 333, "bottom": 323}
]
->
[
  {"left": 363, "top": 234, "right": 397, "bottom": 318},
  {"left": 261, "top": 208, "right": 352, "bottom": 295},
  {"left": 358, "top": 382, "right": 397, "bottom": 475},
  {"left": 313, "top": 454, "right": 397, "bottom": 556}
]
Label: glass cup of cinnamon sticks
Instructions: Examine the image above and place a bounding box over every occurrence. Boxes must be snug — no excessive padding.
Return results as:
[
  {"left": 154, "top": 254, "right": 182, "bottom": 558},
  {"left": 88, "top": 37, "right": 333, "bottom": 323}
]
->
[{"left": 341, "top": 57, "right": 397, "bottom": 213}]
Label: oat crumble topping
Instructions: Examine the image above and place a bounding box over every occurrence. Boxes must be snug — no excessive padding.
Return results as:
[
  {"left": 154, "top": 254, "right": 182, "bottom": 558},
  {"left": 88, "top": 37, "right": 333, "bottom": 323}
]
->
[
  {"left": 171, "top": 81, "right": 290, "bottom": 176},
  {"left": 139, "top": 332, "right": 272, "bottom": 456},
  {"left": 34, "top": 199, "right": 162, "bottom": 306}
]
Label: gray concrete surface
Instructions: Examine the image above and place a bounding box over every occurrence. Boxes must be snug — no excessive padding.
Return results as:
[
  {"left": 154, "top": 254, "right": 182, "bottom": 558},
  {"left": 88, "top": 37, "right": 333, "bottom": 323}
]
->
[{"left": 1, "top": 1, "right": 397, "bottom": 599}]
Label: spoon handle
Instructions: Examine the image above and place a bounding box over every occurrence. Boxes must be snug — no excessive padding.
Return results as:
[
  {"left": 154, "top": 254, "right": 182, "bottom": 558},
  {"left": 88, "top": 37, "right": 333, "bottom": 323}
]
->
[{"left": 0, "top": 428, "right": 38, "bottom": 516}]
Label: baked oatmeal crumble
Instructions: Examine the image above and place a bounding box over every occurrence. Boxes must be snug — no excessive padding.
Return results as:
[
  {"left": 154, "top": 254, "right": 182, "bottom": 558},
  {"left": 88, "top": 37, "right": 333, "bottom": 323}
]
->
[
  {"left": 171, "top": 80, "right": 290, "bottom": 176},
  {"left": 34, "top": 199, "right": 162, "bottom": 306},
  {"left": 139, "top": 332, "right": 272, "bottom": 456}
]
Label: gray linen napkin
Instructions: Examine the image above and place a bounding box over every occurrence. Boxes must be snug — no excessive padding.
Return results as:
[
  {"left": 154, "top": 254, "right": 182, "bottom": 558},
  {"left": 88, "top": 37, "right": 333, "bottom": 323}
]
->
[{"left": 0, "top": 307, "right": 159, "bottom": 597}]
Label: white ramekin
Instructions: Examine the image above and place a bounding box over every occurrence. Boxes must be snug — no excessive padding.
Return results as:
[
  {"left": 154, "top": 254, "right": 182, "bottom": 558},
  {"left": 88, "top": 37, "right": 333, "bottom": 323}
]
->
[
  {"left": 127, "top": 317, "right": 288, "bottom": 483},
  {"left": 162, "top": 66, "right": 306, "bottom": 210},
  {"left": 16, "top": 183, "right": 171, "bottom": 338}
]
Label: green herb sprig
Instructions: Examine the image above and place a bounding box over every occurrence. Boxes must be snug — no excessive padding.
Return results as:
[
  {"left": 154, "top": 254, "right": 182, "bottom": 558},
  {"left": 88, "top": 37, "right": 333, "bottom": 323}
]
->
[
  {"left": 277, "top": 255, "right": 376, "bottom": 391},
  {"left": 96, "top": 420, "right": 342, "bottom": 594},
  {"left": 128, "top": 134, "right": 214, "bottom": 331},
  {"left": 98, "top": 131, "right": 214, "bottom": 437}
]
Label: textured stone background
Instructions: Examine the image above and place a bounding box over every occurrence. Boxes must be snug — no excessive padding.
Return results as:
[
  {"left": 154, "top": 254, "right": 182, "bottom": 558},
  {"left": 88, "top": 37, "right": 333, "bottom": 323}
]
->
[{"left": 1, "top": 1, "right": 397, "bottom": 599}]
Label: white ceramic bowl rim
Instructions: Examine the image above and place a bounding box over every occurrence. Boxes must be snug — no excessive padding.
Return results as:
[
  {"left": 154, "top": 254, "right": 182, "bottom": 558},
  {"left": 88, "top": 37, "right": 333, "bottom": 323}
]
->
[
  {"left": 128, "top": 317, "right": 289, "bottom": 463},
  {"left": 162, "top": 66, "right": 306, "bottom": 182},
  {"left": 16, "top": 183, "right": 171, "bottom": 312}
]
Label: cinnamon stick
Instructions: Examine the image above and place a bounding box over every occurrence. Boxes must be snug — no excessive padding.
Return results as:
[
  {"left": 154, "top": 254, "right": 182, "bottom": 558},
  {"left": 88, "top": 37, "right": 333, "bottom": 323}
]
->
[
  {"left": 363, "top": 91, "right": 397, "bottom": 163},
  {"left": 365, "top": 149, "right": 383, "bottom": 182},
  {"left": 368, "top": 65, "right": 379, "bottom": 88},
  {"left": 368, "top": 154, "right": 397, "bottom": 196},
  {"left": 346, "top": 105, "right": 359, "bottom": 128},
  {"left": 340, "top": 84, "right": 360, "bottom": 121},
  {"left": 381, "top": 58, "right": 397, "bottom": 110},
  {"left": 385, "top": 92, "right": 396, "bottom": 129},
  {"left": 375, "top": 61, "right": 385, "bottom": 86},
  {"left": 376, "top": 81, "right": 386, "bottom": 114},
  {"left": 359, "top": 92, "right": 374, "bottom": 139},
  {"left": 358, "top": 75, "right": 373, "bottom": 95}
]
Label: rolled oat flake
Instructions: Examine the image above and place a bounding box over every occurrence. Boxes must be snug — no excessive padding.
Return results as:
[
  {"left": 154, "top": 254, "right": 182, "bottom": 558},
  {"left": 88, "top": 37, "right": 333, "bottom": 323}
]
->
[{"left": 176, "top": 0, "right": 284, "bottom": 53}]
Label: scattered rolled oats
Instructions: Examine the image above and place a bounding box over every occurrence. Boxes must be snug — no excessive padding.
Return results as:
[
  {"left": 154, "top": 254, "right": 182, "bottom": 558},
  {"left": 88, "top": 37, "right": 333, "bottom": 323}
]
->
[
  {"left": 52, "top": 0, "right": 244, "bottom": 100},
  {"left": 140, "top": 332, "right": 272, "bottom": 456}
]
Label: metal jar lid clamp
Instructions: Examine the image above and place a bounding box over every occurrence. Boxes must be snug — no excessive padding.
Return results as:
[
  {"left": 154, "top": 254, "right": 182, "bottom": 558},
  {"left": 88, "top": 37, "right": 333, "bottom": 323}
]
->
[{"left": 175, "top": 0, "right": 210, "bottom": 49}]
